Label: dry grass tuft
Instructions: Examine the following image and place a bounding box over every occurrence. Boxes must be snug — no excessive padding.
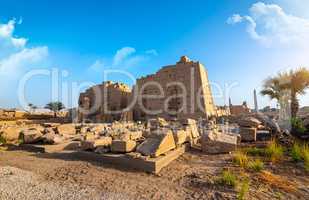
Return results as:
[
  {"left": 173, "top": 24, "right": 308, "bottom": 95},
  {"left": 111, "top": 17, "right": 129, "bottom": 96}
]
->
[
  {"left": 258, "top": 171, "right": 298, "bottom": 193},
  {"left": 217, "top": 170, "right": 237, "bottom": 187},
  {"left": 290, "top": 142, "right": 303, "bottom": 162},
  {"left": 233, "top": 151, "right": 249, "bottom": 168},
  {"left": 237, "top": 178, "right": 250, "bottom": 200},
  {"left": 247, "top": 159, "right": 264, "bottom": 172},
  {"left": 265, "top": 140, "right": 284, "bottom": 163},
  {"left": 244, "top": 147, "right": 265, "bottom": 157},
  {"left": 302, "top": 144, "right": 309, "bottom": 172}
]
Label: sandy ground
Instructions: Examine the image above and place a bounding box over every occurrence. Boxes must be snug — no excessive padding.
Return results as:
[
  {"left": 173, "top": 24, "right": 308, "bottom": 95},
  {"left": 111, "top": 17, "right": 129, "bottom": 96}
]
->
[{"left": 0, "top": 147, "right": 309, "bottom": 200}]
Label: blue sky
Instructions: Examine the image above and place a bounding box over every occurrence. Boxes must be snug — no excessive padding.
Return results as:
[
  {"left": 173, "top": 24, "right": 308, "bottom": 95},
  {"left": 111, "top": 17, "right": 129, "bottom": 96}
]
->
[{"left": 0, "top": 0, "right": 309, "bottom": 109}]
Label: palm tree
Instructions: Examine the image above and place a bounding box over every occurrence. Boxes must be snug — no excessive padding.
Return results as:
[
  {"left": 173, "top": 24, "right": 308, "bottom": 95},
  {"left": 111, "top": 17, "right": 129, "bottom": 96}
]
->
[
  {"left": 261, "top": 68, "right": 309, "bottom": 118},
  {"left": 44, "top": 101, "right": 65, "bottom": 117},
  {"left": 287, "top": 68, "right": 309, "bottom": 118},
  {"left": 260, "top": 73, "right": 289, "bottom": 107}
]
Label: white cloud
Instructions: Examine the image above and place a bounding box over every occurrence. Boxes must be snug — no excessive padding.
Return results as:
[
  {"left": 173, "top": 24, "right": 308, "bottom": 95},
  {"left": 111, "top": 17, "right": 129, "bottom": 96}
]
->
[
  {"left": 145, "top": 49, "right": 158, "bottom": 56},
  {"left": 0, "top": 19, "right": 48, "bottom": 75},
  {"left": 227, "top": 14, "right": 243, "bottom": 24},
  {"left": 113, "top": 47, "right": 136, "bottom": 66},
  {"left": 0, "top": 47, "right": 48, "bottom": 74},
  {"left": 89, "top": 59, "right": 105, "bottom": 72},
  {"left": 227, "top": 2, "right": 309, "bottom": 47},
  {"left": 90, "top": 47, "right": 157, "bottom": 71},
  {"left": 0, "top": 19, "right": 27, "bottom": 50}
]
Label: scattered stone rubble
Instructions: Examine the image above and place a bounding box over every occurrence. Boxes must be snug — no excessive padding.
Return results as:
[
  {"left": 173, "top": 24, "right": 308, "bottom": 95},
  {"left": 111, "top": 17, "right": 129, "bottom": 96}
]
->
[
  {"left": 0, "top": 114, "right": 284, "bottom": 173},
  {"left": 235, "top": 113, "right": 282, "bottom": 142},
  {"left": 201, "top": 130, "right": 237, "bottom": 154}
]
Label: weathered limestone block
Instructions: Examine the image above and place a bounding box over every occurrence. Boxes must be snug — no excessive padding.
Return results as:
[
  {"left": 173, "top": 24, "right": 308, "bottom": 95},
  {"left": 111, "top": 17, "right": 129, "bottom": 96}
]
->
[
  {"left": 137, "top": 129, "right": 176, "bottom": 158},
  {"left": 28, "top": 125, "right": 45, "bottom": 133},
  {"left": 240, "top": 127, "right": 257, "bottom": 142},
  {"left": 256, "top": 130, "right": 271, "bottom": 141},
  {"left": 119, "top": 130, "right": 143, "bottom": 141},
  {"left": 84, "top": 132, "right": 97, "bottom": 141},
  {"left": 181, "top": 118, "right": 196, "bottom": 125},
  {"left": 129, "top": 131, "right": 143, "bottom": 141},
  {"left": 57, "top": 124, "right": 76, "bottom": 135},
  {"left": 81, "top": 137, "right": 112, "bottom": 150},
  {"left": 201, "top": 131, "right": 237, "bottom": 154},
  {"left": 254, "top": 113, "right": 281, "bottom": 133},
  {"left": 148, "top": 118, "right": 168, "bottom": 129},
  {"left": 184, "top": 123, "right": 200, "bottom": 139},
  {"left": 238, "top": 117, "right": 261, "bottom": 128},
  {"left": 43, "top": 127, "right": 55, "bottom": 135},
  {"left": 225, "top": 132, "right": 241, "bottom": 144},
  {"left": 0, "top": 126, "right": 23, "bottom": 142},
  {"left": 42, "top": 132, "right": 56, "bottom": 144},
  {"left": 80, "top": 126, "right": 90, "bottom": 134},
  {"left": 119, "top": 132, "right": 131, "bottom": 141},
  {"left": 173, "top": 130, "right": 189, "bottom": 145},
  {"left": 111, "top": 140, "right": 136, "bottom": 153},
  {"left": 90, "top": 124, "right": 107, "bottom": 135},
  {"left": 19, "top": 128, "right": 43, "bottom": 144}
]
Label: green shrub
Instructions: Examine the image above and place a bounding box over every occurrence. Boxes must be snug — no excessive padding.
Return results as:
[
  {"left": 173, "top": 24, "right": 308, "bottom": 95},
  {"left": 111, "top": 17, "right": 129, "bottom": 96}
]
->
[
  {"left": 290, "top": 143, "right": 303, "bottom": 162},
  {"left": 0, "top": 135, "right": 6, "bottom": 145},
  {"left": 302, "top": 145, "right": 309, "bottom": 172},
  {"left": 290, "top": 117, "right": 307, "bottom": 133},
  {"left": 265, "top": 140, "right": 284, "bottom": 162},
  {"left": 233, "top": 151, "right": 249, "bottom": 168},
  {"left": 217, "top": 170, "right": 237, "bottom": 187},
  {"left": 245, "top": 147, "right": 265, "bottom": 156},
  {"left": 248, "top": 159, "right": 264, "bottom": 172},
  {"left": 237, "top": 179, "right": 250, "bottom": 200}
]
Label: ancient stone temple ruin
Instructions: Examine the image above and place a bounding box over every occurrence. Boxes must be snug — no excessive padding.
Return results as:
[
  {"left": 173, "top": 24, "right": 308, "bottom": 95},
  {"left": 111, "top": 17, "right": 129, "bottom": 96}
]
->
[
  {"left": 78, "top": 56, "right": 216, "bottom": 122},
  {"left": 78, "top": 81, "right": 133, "bottom": 122},
  {"left": 133, "top": 56, "right": 216, "bottom": 120}
]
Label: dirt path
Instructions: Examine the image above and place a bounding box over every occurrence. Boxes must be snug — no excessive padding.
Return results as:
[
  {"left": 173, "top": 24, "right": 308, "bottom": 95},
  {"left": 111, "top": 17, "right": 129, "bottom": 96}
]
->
[{"left": 0, "top": 148, "right": 308, "bottom": 200}]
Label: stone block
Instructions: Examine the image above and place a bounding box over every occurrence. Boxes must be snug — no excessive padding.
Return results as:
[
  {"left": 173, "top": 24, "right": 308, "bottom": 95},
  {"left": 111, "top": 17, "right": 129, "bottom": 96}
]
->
[
  {"left": 80, "top": 126, "right": 90, "bottom": 134},
  {"left": 111, "top": 140, "right": 136, "bottom": 153},
  {"left": 173, "top": 130, "right": 188, "bottom": 145},
  {"left": 19, "top": 128, "right": 43, "bottom": 144},
  {"left": 201, "top": 131, "right": 237, "bottom": 154},
  {"left": 129, "top": 131, "right": 143, "bottom": 140},
  {"left": 238, "top": 117, "right": 261, "bottom": 128},
  {"left": 148, "top": 118, "right": 168, "bottom": 129},
  {"left": 240, "top": 127, "right": 257, "bottom": 142},
  {"left": 256, "top": 130, "right": 271, "bottom": 141},
  {"left": 180, "top": 118, "right": 196, "bottom": 125},
  {"left": 57, "top": 124, "right": 76, "bottom": 135},
  {"left": 42, "top": 132, "right": 56, "bottom": 144},
  {"left": 184, "top": 123, "right": 200, "bottom": 139},
  {"left": 0, "top": 127, "right": 23, "bottom": 142},
  {"left": 81, "top": 137, "right": 112, "bottom": 150},
  {"left": 119, "top": 132, "right": 131, "bottom": 141},
  {"left": 137, "top": 129, "right": 176, "bottom": 158},
  {"left": 84, "top": 132, "right": 97, "bottom": 141}
]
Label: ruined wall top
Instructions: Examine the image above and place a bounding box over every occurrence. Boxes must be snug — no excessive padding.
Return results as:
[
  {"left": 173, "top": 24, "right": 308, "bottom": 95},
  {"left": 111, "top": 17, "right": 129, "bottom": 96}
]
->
[{"left": 178, "top": 56, "right": 190, "bottom": 63}]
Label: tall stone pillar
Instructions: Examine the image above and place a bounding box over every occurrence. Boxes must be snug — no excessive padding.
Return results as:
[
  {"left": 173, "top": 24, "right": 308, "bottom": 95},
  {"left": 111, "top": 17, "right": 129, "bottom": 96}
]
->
[{"left": 254, "top": 89, "right": 258, "bottom": 113}]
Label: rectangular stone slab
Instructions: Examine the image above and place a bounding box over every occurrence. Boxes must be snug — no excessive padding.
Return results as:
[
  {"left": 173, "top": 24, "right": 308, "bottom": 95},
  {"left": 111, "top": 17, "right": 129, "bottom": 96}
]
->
[{"left": 97, "top": 145, "right": 187, "bottom": 174}]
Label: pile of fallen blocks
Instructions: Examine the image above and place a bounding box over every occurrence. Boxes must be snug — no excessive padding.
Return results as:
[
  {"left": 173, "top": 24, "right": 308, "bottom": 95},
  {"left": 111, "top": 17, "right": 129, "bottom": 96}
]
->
[
  {"left": 74, "top": 118, "right": 203, "bottom": 173},
  {"left": 199, "top": 120, "right": 239, "bottom": 154},
  {"left": 238, "top": 117, "right": 261, "bottom": 142},
  {"left": 237, "top": 114, "right": 279, "bottom": 142},
  {"left": 80, "top": 118, "right": 200, "bottom": 158}
]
